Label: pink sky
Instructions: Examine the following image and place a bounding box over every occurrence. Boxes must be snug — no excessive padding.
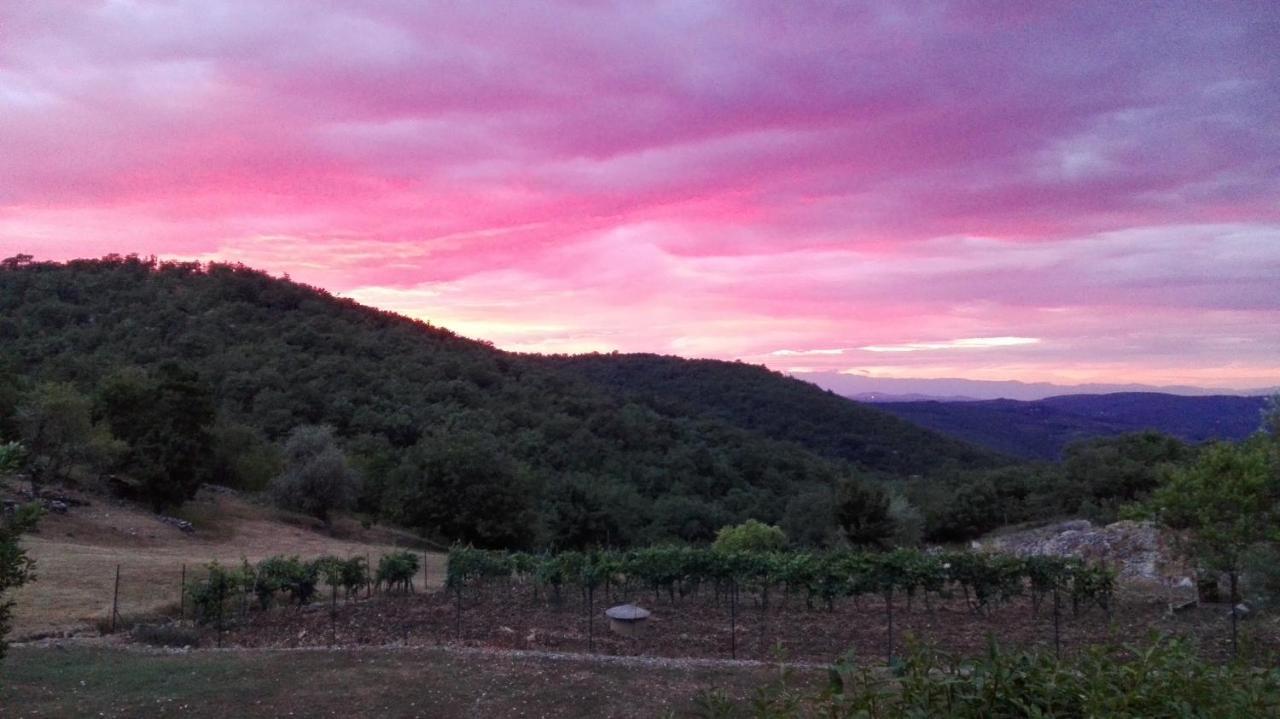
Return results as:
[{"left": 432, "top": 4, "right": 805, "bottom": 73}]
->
[{"left": 2, "top": 2, "right": 1278, "bottom": 388}]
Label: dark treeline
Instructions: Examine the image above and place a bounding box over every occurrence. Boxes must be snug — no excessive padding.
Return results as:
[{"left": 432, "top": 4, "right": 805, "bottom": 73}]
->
[{"left": 0, "top": 255, "right": 1216, "bottom": 550}]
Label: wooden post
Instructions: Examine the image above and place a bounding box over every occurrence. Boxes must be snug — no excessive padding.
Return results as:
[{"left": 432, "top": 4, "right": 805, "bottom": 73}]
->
[
  {"left": 730, "top": 580, "right": 737, "bottom": 660},
  {"left": 455, "top": 585, "right": 463, "bottom": 642},
  {"left": 367, "top": 554, "right": 373, "bottom": 598},
  {"left": 588, "top": 585, "right": 595, "bottom": 652},
  {"left": 1230, "top": 571, "right": 1239, "bottom": 659},
  {"left": 1053, "top": 583, "right": 1062, "bottom": 660},
  {"left": 110, "top": 564, "right": 121, "bottom": 633},
  {"left": 330, "top": 582, "right": 337, "bottom": 647},
  {"left": 885, "top": 589, "right": 895, "bottom": 666},
  {"left": 179, "top": 564, "right": 186, "bottom": 622}
]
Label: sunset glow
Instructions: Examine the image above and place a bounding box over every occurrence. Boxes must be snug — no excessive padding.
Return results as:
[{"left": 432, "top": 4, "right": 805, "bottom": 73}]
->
[{"left": 2, "top": 2, "right": 1277, "bottom": 387}]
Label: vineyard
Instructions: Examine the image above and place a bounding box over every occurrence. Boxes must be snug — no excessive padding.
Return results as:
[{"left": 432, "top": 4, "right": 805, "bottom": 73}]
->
[{"left": 167, "top": 545, "right": 1245, "bottom": 667}]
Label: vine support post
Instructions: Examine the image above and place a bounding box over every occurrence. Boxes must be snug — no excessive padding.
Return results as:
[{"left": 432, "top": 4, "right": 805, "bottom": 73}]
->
[
  {"left": 1229, "top": 570, "right": 1239, "bottom": 659},
  {"left": 587, "top": 585, "right": 595, "bottom": 652},
  {"left": 885, "top": 588, "right": 894, "bottom": 667},
  {"left": 330, "top": 582, "right": 337, "bottom": 647},
  {"left": 366, "top": 554, "right": 372, "bottom": 598},
  {"left": 179, "top": 564, "right": 186, "bottom": 622},
  {"left": 455, "top": 584, "right": 463, "bottom": 642},
  {"left": 730, "top": 579, "right": 737, "bottom": 660},
  {"left": 1052, "top": 583, "right": 1062, "bottom": 660},
  {"left": 110, "top": 564, "right": 121, "bottom": 633}
]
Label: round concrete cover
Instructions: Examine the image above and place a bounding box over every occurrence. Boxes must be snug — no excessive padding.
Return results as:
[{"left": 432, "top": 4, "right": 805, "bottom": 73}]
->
[{"left": 605, "top": 603, "right": 651, "bottom": 621}]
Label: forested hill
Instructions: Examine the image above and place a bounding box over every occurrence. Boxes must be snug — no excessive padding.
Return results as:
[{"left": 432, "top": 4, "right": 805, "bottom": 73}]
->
[
  {"left": 0, "top": 256, "right": 1000, "bottom": 547},
  {"left": 542, "top": 353, "right": 1005, "bottom": 476},
  {"left": 873, "top": 393, "right": 1269, "bottom": 460}
]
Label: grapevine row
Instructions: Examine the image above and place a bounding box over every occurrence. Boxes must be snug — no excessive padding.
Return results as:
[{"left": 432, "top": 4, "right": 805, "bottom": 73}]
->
[{"left": 447, "top": 546, "right": 1116, "bottom": 615}]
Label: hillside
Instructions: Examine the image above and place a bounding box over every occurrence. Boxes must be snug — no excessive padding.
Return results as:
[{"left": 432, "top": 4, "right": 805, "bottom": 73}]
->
[
  {"left": 543, "top": 353, "right": 1005, "bottom": 476},
  {"left": 0, "top": 256, "right": 999, "bottom": 547},
  {"left": 874, "top": 393, "right": 1268, "bottom": 460}
]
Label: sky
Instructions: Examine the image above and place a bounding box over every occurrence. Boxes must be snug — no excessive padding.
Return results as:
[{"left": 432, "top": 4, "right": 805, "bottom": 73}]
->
[{"left": 2, "top": 1, "right": 1278, "bottom": 390}]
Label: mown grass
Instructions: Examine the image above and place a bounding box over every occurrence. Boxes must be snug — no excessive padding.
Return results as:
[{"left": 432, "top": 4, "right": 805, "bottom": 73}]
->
[{"left": 1, "top": 645, "right": 789, "bottom": 718}]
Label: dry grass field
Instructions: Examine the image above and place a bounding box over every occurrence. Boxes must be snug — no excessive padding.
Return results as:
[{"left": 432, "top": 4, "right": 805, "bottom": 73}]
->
[{"left": 5, "top": 480, "right": 445, "bottom": 639}]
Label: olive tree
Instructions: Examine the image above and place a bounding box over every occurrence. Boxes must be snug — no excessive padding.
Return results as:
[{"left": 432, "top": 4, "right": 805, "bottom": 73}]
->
[{"left": 269, "top": 425, "right": 359, "bottom": 526}]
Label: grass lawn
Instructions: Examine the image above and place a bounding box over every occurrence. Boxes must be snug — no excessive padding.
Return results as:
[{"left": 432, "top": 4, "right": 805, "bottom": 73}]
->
[{"left": 1, "top": 645, "right": 792, "bottom": 718}]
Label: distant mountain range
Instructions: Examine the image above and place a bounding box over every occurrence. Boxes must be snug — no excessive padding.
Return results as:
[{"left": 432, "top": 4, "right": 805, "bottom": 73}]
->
[
  {"left": 871, "top": 392, "right": 1271, "bottom": 460},
  {"left": 800, "top": 372, "right": 1275, "bottom": 401}
]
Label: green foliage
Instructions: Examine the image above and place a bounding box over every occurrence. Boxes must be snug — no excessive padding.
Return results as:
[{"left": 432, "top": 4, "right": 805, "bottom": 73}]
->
[
  {"left": 713, "top": 519, "right": 787, "bottom": 553},
  {"left": 1148, "top": 440, "right": 1278, "bottom": 576},
  {"left": 690, "top": 636, "right": 1280, "bottom": 718},
  {"left": 1063, "top": 431, "right": 1193, "bottom": 521},
  {"left": 187, "top": 561, "right": 242, "bottom": 626},
  {"left": 208, "top": 420, "right": 280, "bottom": 491},
  {"left": 387, "top": 431, "right": 537, "bottom": 548},
  {"left": 549, "top": 353, "right": 1007, "bottom": 475},
  {"left": 781, "top": 487, "right": 835, "bottom": 548},
  {"left": 446, "top": 546, "right": 1116, "bottom": 616},
  {"left": 834, "top": 478, "right": 894, "bottom": 548},
  {"left": 376, "top": 551, "right": 420, "bottom": 593},
  {"left": 0, "top": 502, "right": 41, "bottom": 665},
  {"left": 268, "top": 425, "right": 359, "bottom": 524},
  {"left": 0, "top": 258, "right": 1001, "bottom": 546},
  {"left": 14, "top": 382, "right": 109, "bottom": 496},
  {"left": 0, "top": 441, "right": 24, "bottom": 474},
  {"left": 94, "top": 363, "right": 216, "bottom": 512}
]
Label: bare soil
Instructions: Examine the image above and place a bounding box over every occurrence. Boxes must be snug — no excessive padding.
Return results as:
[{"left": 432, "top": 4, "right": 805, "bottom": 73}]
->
[{"left": 206, "top": 581, "right": 1280, "bottom": 666}]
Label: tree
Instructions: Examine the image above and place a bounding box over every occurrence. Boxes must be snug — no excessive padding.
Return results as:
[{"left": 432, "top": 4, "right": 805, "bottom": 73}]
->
[
  {"left": 834, "top": 478, "right": 895, "bottom": 548},
  {"left": 268, "top": 425, "right": 358, "bottom": 526},
  {"left": 387, "top": 431, "right": 536, "bottom": 548},
  {"left": 1, "top": 445, "right": 40, "bottom": 666},
  {"left": 1262, "top": 393, "right": 1280, "bottom": 443},
  {"left": 782, "top": 487, "right": 835, "bottom": 547},
  {"left": 1147, "top": 440, "right": 1279, "bottom": 656},
  {"left": 712, "top": 519, "right": 787, "bottom": 553},
  {"left": 14, "top": 382, "right": 100, "bottom": 497},
  {"left": 95, "top": 363, "right": 215, "bottom": 512}
]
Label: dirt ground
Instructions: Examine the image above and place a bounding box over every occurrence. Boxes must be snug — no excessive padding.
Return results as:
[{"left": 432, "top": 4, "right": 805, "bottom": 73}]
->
[
  {"left": 5, "top": 480, "right": 445, "bottom": 639},
  {"left": 206, "top": 580, "right": 1280, "bottom": 666}
]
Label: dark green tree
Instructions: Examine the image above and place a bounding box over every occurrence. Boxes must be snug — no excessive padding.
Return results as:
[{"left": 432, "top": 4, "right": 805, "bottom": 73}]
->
[
  {"left": 388, "top": 431, "right": 536, "bottom": 548},
  {"left": 14, "top": 382, "right": 102, "bottom": 497},
  {"left": 95, "top": 363, "right": 216, "bottom": 512},
  {"left": 1147, "top": 439, "right": 1279, "bottom": 656},
  {"left": 834, "top": 478, "right": 894, "bottom": 548}
]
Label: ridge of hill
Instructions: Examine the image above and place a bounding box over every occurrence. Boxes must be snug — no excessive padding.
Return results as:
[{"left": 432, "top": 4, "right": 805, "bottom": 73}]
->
[
  {"left": 543, "top": 353, "right": 1005, "bottom": 476},
  {"left": 874, "top": 392, "right": 1269, "bottom": 460},
  {"left": 0, "top": 256, "right": 1000, "bottom": 546}
]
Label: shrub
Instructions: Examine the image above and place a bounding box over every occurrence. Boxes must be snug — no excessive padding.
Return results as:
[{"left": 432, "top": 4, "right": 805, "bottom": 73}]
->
[
  {"left": 376, "top": 551, "right": 420, "bottom": 593},
  {"left": 713, "top": 519, "right": 787, "bottom": 553},
  {"left": 689, "top": 636, "right": 1280, "bottom": 718}
]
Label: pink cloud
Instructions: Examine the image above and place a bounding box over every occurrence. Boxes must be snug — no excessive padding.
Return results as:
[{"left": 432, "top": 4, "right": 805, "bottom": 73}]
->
[{"left": 0, "top": 1, "right": 1277, "bottom": 387}]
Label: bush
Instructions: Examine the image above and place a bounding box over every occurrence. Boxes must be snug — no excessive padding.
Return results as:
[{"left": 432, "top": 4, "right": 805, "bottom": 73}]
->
[
  {"left": 713, "top": 519, "right": 787, "bottom": 553},
  {"left": 376, "top": 551, "right": 420, "bottom": 593},
  {"left": 187, "top": 561, "right": 241, "bottom": 626},
  {"left": 689, "top": 636, "right": 1280, "bottom": 718}
]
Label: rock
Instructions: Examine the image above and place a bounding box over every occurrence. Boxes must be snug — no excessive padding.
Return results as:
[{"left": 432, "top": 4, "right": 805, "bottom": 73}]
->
[
  {"left": 980, "top": 519, "right": 1173, "bottom": 581},
  {"left": 156, "top": 515, "right": 195, "bottom": 533},
  {"left": 46, "top": 500, "right": 69, "bottom": 514},
  {"left": 1176, "top": 577, "right": 1195, "bottom": 588},
  {"left": 1233, "top": 603, "right": 1251, "bottom": 618}
]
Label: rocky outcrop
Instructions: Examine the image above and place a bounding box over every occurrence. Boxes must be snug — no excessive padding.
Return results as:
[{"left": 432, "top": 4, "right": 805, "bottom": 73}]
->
[{"left": 979, "top": 519, "right": 1176, "bottom": 581}]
